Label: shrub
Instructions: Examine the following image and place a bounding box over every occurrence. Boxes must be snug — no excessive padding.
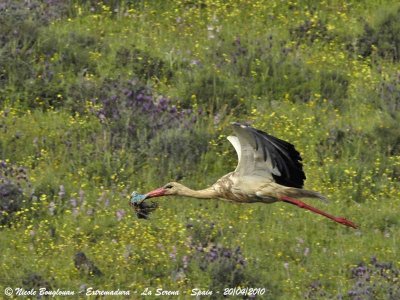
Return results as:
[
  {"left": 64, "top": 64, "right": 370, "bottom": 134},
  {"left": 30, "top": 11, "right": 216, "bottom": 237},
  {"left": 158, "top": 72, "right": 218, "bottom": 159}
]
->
[
  {"left": 147, "top": 127, "right": 211, "bottom": 179},
  {"left": 21, "top": 273, "right": 52, "bottom": 291},
  {"left": 290, "top": 17, "right": 335, "bottom": 44},
  {"left": 0, "top": 0, "right": 71, "bottom": 105},
  {"left": 97, "top": 78, "right": 199, "bottom": 143},
  {"left": 180, "top": 71, "right": 241, "bottom": 112},
  {"left": 347, "top": 257, "right": 400, "bottom": 299},
  {"left": 376, "top": 73, "right": 400, "bottom": 117},
  {"left": 0, "top": 161, "right": 30, "bottom": 225},
  {"left": 184, "top": 219, "right": 265, "bottom": 299},
  {"left": 357, "top": 7, "right": 400, "bottom": 61},
  {"left": 115, "top": 46, "right": 174, "bottom": 81},
  {"left": 305, "top": 257, "right": 400, "bottom": 299}
]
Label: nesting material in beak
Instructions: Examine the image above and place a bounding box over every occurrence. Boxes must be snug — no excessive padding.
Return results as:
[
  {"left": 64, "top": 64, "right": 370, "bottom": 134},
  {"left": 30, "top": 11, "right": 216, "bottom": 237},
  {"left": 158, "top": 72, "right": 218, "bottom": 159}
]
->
[
  {"left": 130, "top": 191, "right": 147, "bottom": 204},
  {"left": 129, "top": 191, "right": 158, "bottom": 219}
]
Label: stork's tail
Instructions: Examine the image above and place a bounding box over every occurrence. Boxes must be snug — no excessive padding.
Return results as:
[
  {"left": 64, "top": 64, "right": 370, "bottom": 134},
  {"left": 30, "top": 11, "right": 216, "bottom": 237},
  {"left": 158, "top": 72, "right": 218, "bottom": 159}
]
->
[{"left": 284, "top": 188, "right": 329, "bottom": 203}]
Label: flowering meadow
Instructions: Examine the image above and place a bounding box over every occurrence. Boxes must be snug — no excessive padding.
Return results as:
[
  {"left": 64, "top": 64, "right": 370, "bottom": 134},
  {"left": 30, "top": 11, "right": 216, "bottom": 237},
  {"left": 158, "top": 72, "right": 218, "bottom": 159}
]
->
[{"left": 1, "top": 0, "right": 400, "bottom": 299}]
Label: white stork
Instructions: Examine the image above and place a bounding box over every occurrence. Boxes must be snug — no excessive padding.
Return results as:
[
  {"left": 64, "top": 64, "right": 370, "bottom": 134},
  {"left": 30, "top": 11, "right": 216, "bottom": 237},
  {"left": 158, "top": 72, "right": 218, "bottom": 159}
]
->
[{"left": 142, "top": 122, "right": 357, "bottom": 229}]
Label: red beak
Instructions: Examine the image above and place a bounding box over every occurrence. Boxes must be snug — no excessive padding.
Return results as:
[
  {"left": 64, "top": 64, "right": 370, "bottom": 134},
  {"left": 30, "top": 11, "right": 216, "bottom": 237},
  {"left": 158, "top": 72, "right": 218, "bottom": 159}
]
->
[{"left": 145, "top": 187, "right": 167, "bottom": 199}]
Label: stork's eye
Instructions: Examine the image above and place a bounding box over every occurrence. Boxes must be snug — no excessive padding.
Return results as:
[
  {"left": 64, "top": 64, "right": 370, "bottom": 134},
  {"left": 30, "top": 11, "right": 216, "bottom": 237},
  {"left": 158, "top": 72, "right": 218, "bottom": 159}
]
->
[{"left": 165, "top": 184, "right": 173, "bottom": 189}]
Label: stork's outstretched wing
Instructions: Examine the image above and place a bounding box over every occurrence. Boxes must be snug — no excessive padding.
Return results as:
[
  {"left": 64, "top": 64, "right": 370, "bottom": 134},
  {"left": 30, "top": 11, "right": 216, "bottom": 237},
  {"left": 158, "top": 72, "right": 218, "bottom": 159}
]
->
[{"left": 227, "top": 122, "right": 306, "bottom": 188}]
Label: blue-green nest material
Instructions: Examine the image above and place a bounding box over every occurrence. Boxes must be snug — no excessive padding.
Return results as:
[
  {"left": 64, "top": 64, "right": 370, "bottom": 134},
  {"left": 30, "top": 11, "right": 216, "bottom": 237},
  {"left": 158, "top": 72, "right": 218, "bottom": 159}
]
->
[
  {"left": 130, "top": 191, "right": 147, "bottom": 204},
  {"left": 129, "top": 191, "right": 158, "bottom": 219}
]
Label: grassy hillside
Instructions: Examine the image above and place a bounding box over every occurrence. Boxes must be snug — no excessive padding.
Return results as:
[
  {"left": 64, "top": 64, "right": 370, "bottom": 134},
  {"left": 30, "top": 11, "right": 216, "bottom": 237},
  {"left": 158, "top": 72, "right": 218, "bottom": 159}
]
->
[{"left": 1, "top": 1, "right": 400, "bottom": 299}]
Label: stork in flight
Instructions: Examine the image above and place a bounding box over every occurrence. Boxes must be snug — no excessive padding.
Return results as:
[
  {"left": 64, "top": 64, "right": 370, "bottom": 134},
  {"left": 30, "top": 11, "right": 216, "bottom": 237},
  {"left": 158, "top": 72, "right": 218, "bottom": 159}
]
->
[{"left": 141, "top": 122, "right": 357, "bottom": 229}]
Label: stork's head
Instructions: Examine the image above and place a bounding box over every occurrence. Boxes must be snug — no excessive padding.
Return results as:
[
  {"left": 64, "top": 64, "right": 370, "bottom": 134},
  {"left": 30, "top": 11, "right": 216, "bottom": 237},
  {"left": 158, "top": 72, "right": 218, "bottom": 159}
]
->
[{"left": 145, "top": 182, "right": 184, "bottom": 199}]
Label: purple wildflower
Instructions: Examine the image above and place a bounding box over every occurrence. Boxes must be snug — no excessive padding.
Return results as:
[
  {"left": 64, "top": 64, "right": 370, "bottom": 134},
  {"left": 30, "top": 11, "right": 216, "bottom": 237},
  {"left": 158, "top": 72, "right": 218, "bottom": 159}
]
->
[
  {"left": 169, "top": 246, "right": 177, "bottom": 261},
  {"left": 48, "top": 201, "right": 55, "bottom": 215},
  {"left": 70, "top": 198, "right": 77, "bottom": 208},
  {"left": 79, "top": 189, "right": 85, "bottom": 203},
  {"left": 86, "top": 207, "right": 94, "bottom": 216},
  {"left": 182, "top": 255, "right": 189, "bottom": 269},
  {"left": 116, "top": 209, "right": 125, "bottom": 221},
  {"left": 58, "top": 185, "right": 65, "bottom": 198}
]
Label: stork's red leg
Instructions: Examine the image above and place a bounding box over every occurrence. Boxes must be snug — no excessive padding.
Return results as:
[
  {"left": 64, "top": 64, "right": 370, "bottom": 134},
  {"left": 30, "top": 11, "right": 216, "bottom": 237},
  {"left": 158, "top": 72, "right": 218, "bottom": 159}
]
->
[{"left": 280, "top": 196, "right": 358, "bottom": 229}]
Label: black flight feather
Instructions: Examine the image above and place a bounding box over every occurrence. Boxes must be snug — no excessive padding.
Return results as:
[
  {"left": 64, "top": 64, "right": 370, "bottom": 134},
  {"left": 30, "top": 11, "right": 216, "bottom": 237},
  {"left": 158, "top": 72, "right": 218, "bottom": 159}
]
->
[
  {"left": 252, "top": 127, "right": 306, "bottom": 188},
  {"left": 233, "top": 123, "right": 306, "bottom": 188}
]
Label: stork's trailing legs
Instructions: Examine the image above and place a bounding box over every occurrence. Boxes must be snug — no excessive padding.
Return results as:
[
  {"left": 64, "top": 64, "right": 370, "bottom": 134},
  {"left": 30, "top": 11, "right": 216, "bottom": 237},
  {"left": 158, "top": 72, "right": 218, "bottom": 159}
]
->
[{"left": 280, "top": 196, "right": 358, "bottom": 229}]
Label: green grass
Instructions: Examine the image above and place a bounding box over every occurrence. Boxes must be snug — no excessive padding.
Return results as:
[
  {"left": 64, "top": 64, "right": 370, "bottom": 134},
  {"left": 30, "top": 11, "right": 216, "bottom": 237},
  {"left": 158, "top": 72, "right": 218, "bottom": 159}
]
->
[{"left": 1, "top": 1, "right": 400, "bottom": 299}]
